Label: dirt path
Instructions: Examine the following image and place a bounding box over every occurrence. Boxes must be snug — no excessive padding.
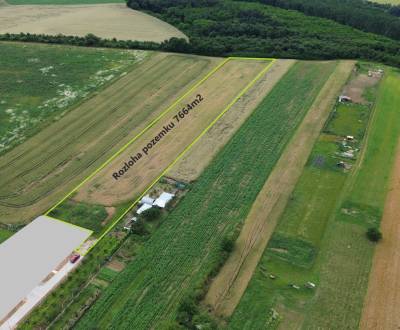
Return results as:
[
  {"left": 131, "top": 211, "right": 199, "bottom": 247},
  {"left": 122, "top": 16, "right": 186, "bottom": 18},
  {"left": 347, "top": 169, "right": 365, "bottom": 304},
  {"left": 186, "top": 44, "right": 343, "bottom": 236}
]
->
[
  {"left": 204, "top": 60, "right": 355, "bottom": 317},
  {"left": 0, "top": 4, "right": 186, "bottom": 42},
  {"left": 168, "top": 59, "right": 295, "bottom": 182},
  {"left": 360, "top": 140, "right": 400, "bottom": 330}
]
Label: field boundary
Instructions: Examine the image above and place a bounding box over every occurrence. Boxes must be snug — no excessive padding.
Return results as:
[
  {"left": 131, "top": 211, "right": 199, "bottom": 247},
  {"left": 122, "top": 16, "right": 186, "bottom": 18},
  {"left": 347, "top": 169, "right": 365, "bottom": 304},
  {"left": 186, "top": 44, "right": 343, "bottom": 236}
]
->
[{"left": 44, "top": 56, "right": 276, "bottom": 255}]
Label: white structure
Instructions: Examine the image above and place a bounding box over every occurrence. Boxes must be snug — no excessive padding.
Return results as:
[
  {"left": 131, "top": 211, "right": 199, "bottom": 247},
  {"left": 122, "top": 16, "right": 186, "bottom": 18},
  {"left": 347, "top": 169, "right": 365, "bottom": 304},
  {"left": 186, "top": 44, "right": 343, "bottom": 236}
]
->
[
  {"left": 136, "top": 203, "right": 152, "bottom": 215},
  {"left": 140, "top": 195, "right": 154, "bottom": 205},
  {"left": 0, "top": 216, "right": 92, "bottom": 328},
  {"left": 153, "top": 192, "right": 175, "bottom": 208}
]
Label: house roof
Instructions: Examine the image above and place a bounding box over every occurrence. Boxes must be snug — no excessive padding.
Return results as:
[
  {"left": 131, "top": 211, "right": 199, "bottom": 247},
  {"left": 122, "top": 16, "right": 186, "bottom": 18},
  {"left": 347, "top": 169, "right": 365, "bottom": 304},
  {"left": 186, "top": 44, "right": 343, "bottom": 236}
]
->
[
  {"left": 140, "top": 195, "right": 155, "bottom": 205},
  {"left": 153, "top": 192, "right": 175, "bottom": 208},
  {"left": 136, "top": 203, "right": 152, "bottom": 215}
]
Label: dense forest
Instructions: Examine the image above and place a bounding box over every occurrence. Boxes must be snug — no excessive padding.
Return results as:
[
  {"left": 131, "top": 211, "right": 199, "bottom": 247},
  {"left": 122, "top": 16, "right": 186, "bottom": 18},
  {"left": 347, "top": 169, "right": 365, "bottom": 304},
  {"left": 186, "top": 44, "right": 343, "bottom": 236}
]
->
[
  {"left": 242, "top": 0, "right": 400, "bottom": 40},
  {"left": 127, "top": 0, "right": 400, "bottom": 66}
]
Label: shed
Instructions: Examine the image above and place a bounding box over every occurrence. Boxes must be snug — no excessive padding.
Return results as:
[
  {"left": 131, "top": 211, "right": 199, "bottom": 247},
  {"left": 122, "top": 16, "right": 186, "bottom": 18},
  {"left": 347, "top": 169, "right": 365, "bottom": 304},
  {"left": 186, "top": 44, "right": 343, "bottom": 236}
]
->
[
  {"left": 140, "top": 195, "right": 155, "bottom": 205},
  {"left": 339, "top": 95, "right": 352, "bottom": 103},
  {"left": 153, "top": 192, "right": 175, "bottom": 208},
  {"left": 136, "top": 203, "right": 152, "bottom": 215}
]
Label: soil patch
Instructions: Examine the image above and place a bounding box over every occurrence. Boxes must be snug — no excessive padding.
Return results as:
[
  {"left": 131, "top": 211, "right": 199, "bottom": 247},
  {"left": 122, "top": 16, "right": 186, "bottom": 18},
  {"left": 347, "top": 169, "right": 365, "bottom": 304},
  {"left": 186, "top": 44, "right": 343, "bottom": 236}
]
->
[
  {"left": 106, "top": 259, "right": 125, "bottom": 272},
  {"left": 342, "top": 73, "right": 380, "bottom": 104}
]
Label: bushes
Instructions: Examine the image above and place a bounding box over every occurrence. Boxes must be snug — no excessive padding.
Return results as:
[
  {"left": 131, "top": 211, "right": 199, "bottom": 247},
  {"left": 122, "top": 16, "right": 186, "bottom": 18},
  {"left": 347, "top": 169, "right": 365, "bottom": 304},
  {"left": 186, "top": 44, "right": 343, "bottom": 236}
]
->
[
  {"left": 366, "top": 227, "right": 382, "bottom": 242},
  {"left": 141, "top": 207, "right": 162, "bottom": 221}
]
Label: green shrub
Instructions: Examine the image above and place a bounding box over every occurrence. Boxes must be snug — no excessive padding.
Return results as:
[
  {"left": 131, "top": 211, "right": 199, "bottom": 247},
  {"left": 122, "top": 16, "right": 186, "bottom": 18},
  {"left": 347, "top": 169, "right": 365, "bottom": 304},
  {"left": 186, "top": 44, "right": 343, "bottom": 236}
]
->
[{"left": 366, "top": 227, "right": 382, "bottom": 242}]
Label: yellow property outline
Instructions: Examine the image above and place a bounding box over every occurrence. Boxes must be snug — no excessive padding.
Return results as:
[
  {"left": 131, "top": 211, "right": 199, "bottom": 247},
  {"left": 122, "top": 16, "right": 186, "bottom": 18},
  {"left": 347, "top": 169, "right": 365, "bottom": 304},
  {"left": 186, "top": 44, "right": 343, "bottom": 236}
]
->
[{"left": 46, "top": 56, "right": 276, "bottom": 255}]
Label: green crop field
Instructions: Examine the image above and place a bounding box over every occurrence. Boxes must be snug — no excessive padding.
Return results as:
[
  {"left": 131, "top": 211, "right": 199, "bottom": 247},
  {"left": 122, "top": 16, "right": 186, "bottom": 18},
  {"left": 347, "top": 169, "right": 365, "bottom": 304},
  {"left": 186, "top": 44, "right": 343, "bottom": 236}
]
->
[
  {"left": 228, "top": 66, "right": 400, "bottom": 329},
  {"left": 0, "top": 42, "right": 138, "bottom": 155},
  {"left": 73, "top": 61, "right": 337, "bottom": 329},
  {"left": 0, "top": 45, "right": 217, "bottom": 225}
]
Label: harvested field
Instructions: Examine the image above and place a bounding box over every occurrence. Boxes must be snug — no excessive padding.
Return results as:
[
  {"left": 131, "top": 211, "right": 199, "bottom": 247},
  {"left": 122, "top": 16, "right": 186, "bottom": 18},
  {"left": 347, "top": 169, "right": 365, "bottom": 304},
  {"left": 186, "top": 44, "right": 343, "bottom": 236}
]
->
[
  {"left": 0, "top": 4, "right": 186, "bottom": 42},
  {"left": 74, "top": 61, "right": 336, "bottom": 330},
  {"left": 168, "top": 59, "right": 296, "bottom": 182},
  {"left": 204, "top": 61, "right": 354, "bottom": 317},
  {"left": 0, "top": 53, "right": 219, "bottom": 224},
  {"left": 74, "top": 59, "right": 269, "bottom": 206}
]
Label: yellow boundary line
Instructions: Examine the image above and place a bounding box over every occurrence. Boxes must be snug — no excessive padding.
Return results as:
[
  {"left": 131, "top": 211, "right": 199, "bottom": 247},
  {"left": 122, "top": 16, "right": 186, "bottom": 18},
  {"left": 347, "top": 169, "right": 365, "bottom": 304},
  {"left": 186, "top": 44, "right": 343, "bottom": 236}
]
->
[{"left": 46, "top": 56, "right": 276, "bottom": 255}]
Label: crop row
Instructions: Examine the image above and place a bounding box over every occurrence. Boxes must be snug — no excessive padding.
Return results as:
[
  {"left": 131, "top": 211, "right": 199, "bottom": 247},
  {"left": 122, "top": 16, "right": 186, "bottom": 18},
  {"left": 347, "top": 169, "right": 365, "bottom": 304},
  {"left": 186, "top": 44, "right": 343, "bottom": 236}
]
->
[{"left": 75, "top": 61, "right": 337, "bottom": 329}]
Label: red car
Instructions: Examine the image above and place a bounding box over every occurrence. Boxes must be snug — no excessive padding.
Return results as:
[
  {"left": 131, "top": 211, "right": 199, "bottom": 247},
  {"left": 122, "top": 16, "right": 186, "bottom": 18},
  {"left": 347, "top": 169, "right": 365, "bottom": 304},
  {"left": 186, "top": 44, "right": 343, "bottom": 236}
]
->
[{"left": 69, "top": 254, "right": 80, "bottom": 264}]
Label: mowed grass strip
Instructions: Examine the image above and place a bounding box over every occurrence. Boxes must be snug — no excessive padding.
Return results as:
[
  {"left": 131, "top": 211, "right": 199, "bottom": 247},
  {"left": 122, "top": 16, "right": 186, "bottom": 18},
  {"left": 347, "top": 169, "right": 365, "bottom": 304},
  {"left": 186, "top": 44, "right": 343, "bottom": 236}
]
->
[
  {"left": 75, "top": 61, "right": 336, "bottom": 329},
  {"left": 0, "top": 52, "right": 218, "bottom": 223}
]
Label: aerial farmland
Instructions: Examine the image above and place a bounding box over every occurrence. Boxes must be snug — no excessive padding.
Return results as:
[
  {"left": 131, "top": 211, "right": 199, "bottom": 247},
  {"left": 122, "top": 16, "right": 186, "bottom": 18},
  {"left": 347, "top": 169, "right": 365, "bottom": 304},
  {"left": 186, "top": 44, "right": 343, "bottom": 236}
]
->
[{"left": 1, "top": 0, "right": 400, "bottom": 329}]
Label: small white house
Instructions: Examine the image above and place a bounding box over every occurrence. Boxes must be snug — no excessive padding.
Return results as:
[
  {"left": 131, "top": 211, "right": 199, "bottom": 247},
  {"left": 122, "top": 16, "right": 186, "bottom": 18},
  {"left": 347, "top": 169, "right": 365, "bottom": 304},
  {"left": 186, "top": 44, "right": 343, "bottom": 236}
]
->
[
  {"left": 137, "top": 203, "right": 153, "bottom": 215},
  {"left": 153, "top": 192, "right": 175, "bottom": 208},
  {"left": 140, "top": 195, "right": 155, "bottom": 205}
]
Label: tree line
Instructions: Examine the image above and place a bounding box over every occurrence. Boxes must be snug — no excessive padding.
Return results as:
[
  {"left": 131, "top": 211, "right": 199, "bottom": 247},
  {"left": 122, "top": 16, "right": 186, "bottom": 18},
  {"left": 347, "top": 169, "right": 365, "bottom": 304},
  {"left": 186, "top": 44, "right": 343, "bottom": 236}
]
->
[
  {"left": 127, "top": 0, "right": 400, "bottom": 67},
  {"left": 239, "top": 0, "right": 400, "bottom": 40}
]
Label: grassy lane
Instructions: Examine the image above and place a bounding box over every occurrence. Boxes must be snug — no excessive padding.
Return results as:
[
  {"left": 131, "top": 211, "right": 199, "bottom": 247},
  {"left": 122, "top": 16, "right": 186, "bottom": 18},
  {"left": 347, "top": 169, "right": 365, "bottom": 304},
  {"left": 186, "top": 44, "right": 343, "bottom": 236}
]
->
[{"left": 75, "top": 61, "right": 336, "bottom": 329}]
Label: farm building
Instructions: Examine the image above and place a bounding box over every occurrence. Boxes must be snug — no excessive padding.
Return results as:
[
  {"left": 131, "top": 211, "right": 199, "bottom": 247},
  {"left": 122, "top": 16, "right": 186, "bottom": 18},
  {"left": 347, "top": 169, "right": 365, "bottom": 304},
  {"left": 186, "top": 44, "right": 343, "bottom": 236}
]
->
[
  {"left": 153, "top": 192, "right": 175, "bottom": 208},
  {"left": 0, "top": 216, "right": 91, "bottom": 329},
  {"left": 140, "top": 195, "right": 155, "bottom": 205},
  {"left": 136, "top": 203, "right": 153, "bottom": 215}
]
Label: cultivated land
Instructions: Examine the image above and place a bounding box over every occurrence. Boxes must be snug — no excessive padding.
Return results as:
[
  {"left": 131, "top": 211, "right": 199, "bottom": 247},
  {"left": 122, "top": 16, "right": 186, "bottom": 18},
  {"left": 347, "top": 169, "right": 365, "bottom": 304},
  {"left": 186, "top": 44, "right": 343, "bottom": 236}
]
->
[
  {"left": 0, "top": 42, "right": 142, "bottom": 154},
  {"left": 0, "top": 4, "right": 186, "bottom": 42},
  {"left": 229, "top": 64, "right": 399, "bottom": 329},
  {"left": 360, "top": 69, "right": 400, "bottom": 330},
  {"left": 168, "top": 59, "right": 296, "bottom": 182},
  {"left": 73, "top": 59, "right": 269, "bottom": 207},
  {"left": 0, "top": 52, "right": 219, "bottom": 224},
  {"left": 74, "top": 61, "right": 336, "bottom": 329},
  {"left": 205, "top": 60, "right": 355, "bottom": 317}
]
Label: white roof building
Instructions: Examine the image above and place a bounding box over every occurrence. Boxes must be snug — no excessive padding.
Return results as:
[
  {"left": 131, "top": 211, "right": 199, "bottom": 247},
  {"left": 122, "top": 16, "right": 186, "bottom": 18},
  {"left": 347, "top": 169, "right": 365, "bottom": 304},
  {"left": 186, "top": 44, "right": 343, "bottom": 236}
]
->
[
  {"left": 0, "top": 216, "right": 91, "bottom": 327},
  {"left": 136, "top": 203, "right": 153, "bottom": 215},
  {"left": 153, "top": 192, "right": 175, "bottom": 208},
  {"left": 140, "top": 195, "right": 155, "bottom": 205}
]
